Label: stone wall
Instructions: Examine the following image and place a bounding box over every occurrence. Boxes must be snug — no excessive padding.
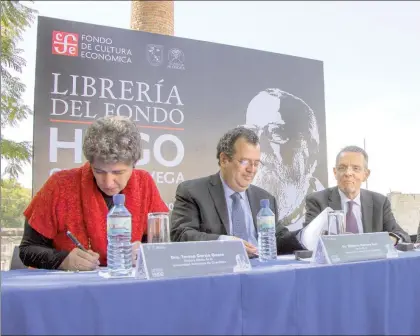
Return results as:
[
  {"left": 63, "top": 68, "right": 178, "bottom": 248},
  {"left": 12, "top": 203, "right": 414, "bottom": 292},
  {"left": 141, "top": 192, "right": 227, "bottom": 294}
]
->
[
  {"left": 388, "top": 192, "right": 420, "bottom": 236},
  {"left": 1, "top": 228, "right": 24, "bottom": 270}
]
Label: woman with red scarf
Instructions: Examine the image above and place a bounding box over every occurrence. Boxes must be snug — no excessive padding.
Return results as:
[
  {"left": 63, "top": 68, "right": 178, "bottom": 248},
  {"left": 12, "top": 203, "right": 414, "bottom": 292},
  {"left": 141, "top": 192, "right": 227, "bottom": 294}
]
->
[{"left": 19, "top": 116, "right": 168, "bottom": 271}]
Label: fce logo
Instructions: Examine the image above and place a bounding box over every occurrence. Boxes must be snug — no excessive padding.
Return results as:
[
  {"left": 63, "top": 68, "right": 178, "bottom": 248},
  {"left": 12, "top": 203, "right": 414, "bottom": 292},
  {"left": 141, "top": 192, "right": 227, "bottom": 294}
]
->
[{"left": 52, "top": 31, "right": 79, "bottom": 57}]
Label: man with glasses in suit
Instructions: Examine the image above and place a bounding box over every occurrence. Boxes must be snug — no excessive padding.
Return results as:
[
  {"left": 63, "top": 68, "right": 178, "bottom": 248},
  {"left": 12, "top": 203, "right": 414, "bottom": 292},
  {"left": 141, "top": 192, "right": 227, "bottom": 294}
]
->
[
  {"left": 170, "top": 126, "right": 304, "bottom": 256},
  {"left": 304, "top": 145, "right": 410, "bottom": 244}
]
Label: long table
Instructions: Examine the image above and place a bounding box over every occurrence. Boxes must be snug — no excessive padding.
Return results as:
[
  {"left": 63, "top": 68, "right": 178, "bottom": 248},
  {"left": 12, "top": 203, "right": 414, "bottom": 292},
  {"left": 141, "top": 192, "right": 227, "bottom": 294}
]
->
[{"left": 2, "top": 251, "right": 420, "bottom": 335}]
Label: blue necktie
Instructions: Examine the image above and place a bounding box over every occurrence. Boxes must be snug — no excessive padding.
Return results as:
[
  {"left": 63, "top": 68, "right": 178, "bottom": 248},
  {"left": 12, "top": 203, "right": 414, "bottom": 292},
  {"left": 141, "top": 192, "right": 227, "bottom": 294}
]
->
[
  {"left": 346, "top": 201, "right": 359, "bottom": 233},
  {"left": 230, "top": 192, "right": 248, "bottom": 241}
]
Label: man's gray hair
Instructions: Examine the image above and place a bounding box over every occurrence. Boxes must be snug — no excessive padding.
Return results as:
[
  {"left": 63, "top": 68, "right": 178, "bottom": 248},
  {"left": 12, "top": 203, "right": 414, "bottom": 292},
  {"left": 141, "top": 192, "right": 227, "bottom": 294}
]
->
[
  {"left": 83, "top": 116, "right": 142, "bottom": 165},
  {"left": 336, "top": 145, "right": 369, "bottom": 168},
  {"left": 216, "top": 127, "right": 259, "bottom": 165}
]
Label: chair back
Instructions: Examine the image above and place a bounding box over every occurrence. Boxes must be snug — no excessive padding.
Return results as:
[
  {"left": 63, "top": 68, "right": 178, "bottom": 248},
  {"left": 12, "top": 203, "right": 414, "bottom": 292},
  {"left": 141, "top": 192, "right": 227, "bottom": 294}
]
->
[{"left": 10, "top": 246, "right": 26, "bottom": 270}]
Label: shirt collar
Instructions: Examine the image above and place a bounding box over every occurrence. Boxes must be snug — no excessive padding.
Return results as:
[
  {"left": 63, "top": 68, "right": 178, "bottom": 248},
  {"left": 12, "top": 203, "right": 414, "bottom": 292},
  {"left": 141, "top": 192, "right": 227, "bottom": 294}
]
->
[
  {"left": 219, "top": 172, "right": 247, "bottom": 199},
  {"left": 338, "top": 188, "right": 361, "bottom": 206}
]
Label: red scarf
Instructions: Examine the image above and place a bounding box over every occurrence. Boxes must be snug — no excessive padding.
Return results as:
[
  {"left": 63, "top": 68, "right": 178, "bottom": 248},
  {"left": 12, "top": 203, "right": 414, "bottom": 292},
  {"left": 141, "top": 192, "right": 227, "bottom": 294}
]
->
[{"left": 24, "top": 162, "right": 168, "bottom": 265}]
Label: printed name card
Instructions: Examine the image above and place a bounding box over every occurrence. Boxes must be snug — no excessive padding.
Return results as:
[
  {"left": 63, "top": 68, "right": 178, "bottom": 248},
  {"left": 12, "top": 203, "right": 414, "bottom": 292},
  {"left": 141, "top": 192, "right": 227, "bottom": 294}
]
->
[
  {"left": 313, "top": 232, "right": 398, "bottom": 265},
  {"left": 137, "top": 240, "right": 252, "bottom": 280}
]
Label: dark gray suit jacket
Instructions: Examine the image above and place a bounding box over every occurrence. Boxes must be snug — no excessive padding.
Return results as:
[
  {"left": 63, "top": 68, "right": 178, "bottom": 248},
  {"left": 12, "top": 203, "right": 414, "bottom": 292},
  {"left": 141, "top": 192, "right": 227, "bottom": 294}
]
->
[
  {"left": 170, "top": 173, "right": 303, "bottom": 254},
  {"left": 304, "top": 186, "right": 410, "bottom": 242}
]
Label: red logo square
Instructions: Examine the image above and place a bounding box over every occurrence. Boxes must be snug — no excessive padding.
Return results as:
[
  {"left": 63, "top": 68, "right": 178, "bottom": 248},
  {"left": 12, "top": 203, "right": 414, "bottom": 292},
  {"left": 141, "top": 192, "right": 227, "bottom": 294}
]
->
[{"left": 52, "top": 31, "right": 79, "bottom": 57}]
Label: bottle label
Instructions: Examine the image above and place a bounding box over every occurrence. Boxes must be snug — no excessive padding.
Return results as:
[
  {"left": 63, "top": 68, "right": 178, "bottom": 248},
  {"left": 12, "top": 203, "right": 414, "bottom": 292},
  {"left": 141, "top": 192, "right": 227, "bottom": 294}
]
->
[
  {"left": 257, "top": 216, "right": 275, "bottom": 230},
  {"left": 107, "top": 217, "right": 132, "bottom": 235}
]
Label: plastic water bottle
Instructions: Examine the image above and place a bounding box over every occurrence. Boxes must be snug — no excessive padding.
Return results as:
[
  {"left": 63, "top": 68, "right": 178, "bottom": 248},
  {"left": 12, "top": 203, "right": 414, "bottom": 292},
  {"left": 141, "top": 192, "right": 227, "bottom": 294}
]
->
[
  {"left": 257, "top": 199, "right": 277, "bottom": 261},
  {"left": 107, "top": 194, "right": 132, "bottom": 276}
]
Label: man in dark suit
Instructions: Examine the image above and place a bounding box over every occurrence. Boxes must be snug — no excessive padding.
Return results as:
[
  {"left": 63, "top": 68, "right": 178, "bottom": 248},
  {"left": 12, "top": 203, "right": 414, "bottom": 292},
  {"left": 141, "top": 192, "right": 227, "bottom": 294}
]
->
[
  {"left": 170, "top": 127, "right": 304, "bottom": 255},
  {"left": 304, "top": 145, "right": 410, "bottom": 243}
]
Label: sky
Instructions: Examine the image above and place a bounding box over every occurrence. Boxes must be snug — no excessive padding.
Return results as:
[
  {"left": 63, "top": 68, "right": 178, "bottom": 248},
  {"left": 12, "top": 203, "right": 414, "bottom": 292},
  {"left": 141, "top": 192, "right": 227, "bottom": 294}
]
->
[{"left": 2, "top": 1, "right": 419, "bottom": 195}]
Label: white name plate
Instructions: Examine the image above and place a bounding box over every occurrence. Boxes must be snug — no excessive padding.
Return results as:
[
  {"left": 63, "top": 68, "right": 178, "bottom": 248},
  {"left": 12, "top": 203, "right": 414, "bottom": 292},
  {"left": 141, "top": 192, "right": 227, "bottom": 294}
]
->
[
  {"left": 137, "top": 240, "right": 252, "bottom": 280},
  {"left": 313, "top": 232, "right": 398, "bottom": 265}
]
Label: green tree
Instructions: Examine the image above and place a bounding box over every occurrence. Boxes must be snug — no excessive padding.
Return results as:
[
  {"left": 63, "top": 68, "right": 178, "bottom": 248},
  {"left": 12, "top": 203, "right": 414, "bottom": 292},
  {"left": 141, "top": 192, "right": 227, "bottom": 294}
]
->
[
  {"left": 0, "top": 178, "right": 31, "bottom": 228},
  {"left": 1, "top": 1, "right": 37, "bottom": 179}
]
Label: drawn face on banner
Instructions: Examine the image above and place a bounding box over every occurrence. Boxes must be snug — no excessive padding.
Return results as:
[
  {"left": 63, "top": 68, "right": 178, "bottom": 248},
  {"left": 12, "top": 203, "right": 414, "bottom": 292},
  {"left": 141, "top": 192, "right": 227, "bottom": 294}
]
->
[{"left": 243, "top": 89, "right": 322, "bottom": 222}]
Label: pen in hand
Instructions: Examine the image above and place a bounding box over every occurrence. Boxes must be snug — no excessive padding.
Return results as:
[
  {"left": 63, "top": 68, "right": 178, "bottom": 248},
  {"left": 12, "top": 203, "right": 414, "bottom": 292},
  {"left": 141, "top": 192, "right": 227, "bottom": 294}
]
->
[{"left": 66, "top": 231, "right": 88, "bottom": 252}]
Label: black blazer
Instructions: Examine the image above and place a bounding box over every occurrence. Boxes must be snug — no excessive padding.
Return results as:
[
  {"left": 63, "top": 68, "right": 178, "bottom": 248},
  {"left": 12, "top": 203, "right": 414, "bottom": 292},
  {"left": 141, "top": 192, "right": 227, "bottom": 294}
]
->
[{"left": 170, "top": 173, "right": 303, "bottom": 254}]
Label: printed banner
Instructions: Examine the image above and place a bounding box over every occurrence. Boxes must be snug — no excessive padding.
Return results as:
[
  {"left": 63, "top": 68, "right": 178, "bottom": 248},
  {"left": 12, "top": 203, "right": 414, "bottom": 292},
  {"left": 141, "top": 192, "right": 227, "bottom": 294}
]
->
[{"left": 33, "top": 16, "right": 327, "bottom": 229}]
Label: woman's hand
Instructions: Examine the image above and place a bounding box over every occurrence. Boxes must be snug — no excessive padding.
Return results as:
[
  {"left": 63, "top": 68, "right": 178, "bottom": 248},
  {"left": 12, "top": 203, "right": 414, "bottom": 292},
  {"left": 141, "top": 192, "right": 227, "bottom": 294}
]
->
[{"left": 59, "top": 248, "right": 100, "bottom": 271}]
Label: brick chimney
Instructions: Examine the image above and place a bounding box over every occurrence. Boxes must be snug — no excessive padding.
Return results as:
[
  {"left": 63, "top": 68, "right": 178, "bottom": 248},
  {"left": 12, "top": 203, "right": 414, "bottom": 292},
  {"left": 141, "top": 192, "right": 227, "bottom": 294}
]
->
[{"left": 130, "top": 1, "right": 174, "bottom": 36}]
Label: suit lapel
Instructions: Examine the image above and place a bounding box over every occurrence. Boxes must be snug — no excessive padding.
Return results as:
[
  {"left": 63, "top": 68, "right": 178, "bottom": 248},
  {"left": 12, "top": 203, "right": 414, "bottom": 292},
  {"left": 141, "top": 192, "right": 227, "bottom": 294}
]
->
[
  {"left": 328, "top": 187, "right": 342, "bottom": 210},
  {"left": 360, "top": 189, "right": 373, "bottom": 233},
  {"left": 246, "top": 186, "right": 259, "bottom": 231},
  {"left": 208, "top": 173, "right": 230, "bottom": 234}
]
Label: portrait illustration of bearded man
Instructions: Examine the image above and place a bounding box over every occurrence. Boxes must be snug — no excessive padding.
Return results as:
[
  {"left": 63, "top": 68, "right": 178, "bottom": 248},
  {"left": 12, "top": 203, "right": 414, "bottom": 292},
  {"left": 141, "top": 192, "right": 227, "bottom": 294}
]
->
[{"left": 242, "top": 88, "right": 325, "bottom": 230}]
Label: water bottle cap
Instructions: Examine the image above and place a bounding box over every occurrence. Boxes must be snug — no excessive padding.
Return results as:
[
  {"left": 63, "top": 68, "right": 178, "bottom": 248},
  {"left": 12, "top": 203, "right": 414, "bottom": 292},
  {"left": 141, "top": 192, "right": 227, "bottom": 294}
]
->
[
  {"left": 260, "top": 199, "right": 269, "bottom": 208},
  {"left": 113, "top": 194, "right": 125, "bottom": 205}
]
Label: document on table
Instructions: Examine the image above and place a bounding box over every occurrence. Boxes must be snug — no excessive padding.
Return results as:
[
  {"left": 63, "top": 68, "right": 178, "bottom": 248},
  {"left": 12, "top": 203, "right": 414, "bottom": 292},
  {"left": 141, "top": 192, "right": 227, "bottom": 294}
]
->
[{"left": 301, "top": 207, "right": 332, "bottom": 251}]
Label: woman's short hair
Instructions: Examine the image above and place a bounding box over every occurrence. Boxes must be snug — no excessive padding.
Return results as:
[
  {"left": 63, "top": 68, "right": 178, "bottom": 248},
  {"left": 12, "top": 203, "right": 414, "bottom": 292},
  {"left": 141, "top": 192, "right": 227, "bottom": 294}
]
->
[{"left": 82, "top": 116, "right": 142, "bottom": 165}]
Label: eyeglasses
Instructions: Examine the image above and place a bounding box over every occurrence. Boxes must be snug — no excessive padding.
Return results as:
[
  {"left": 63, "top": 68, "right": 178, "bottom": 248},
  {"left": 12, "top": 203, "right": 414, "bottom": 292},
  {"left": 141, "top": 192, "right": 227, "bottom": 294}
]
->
[
  {"left": 336, "top": 165, "right": 364, "bottom": 173},
  {"left": 234, "top": 159, "right": 262, "bottom": 168}
]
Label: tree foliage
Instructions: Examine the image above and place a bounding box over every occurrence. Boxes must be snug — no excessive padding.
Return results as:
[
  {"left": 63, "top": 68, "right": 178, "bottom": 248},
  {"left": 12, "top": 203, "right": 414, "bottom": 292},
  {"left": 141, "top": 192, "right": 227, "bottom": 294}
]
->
[
  {"left": 1, "top": 1, "right": 37, "bottom": 179},
  {"left": 0, "top": 178, "right": 31, "bottom": 228}
]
